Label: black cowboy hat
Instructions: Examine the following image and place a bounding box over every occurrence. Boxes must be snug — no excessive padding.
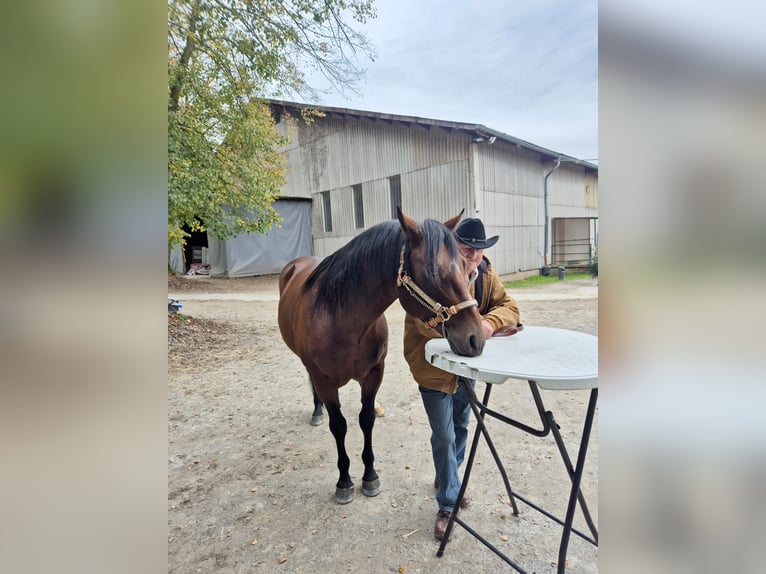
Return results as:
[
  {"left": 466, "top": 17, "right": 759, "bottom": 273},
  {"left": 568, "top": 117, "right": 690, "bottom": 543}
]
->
[{"left": 455, "top": 218, "right": 499, "bottom": 249}]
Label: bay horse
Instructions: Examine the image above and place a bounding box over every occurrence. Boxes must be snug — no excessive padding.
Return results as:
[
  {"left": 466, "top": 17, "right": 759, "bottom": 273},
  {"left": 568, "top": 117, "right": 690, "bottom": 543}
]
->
[{"left": 278, "top": 208, "right": 485, "bottom": 504}]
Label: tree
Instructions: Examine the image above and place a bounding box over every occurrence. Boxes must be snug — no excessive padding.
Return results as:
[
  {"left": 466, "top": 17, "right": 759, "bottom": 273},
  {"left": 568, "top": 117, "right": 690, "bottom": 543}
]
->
[{"left": 168, "top": 0, "right": 376, "bottom": 246}]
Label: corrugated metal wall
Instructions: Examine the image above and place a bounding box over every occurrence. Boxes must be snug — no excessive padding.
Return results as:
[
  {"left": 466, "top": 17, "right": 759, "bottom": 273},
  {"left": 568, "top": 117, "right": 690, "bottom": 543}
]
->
[
  {"left": 280, "top": 114, "right": 473, "bottom": 257},
  {"left": 276, "top": 111, "right": 598, "bottom": 274},
  {"left": 475, "top": 142, "right": 547, "bottom": 274},
  {"left": 544, "top": 165, "right": 599, "bottom": 217}
]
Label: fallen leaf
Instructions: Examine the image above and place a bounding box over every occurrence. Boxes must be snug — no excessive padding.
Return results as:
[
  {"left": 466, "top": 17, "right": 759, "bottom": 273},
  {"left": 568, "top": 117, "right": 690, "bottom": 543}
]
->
[
  {"left": 399, "top": 567, "right": 405, "bottom": 573},
  {"left": 500, "top": 534, "right": 509, "bottom": 541},
  {"left": 250, "top": 487, "right": 258, "bottom": 492},
  {"left": 251, "top": 539, "right": 257, "bottom": 545},
  {"left": 500, "top": 514, "right": 507, "bottom": 520},
  {"left": 278, "top": 556, "right": 287, "bottom": 564}
]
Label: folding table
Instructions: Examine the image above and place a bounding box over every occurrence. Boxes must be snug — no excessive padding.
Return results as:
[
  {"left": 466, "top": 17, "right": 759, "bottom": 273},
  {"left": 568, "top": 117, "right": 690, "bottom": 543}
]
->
[{"left": 425, "top": 325, "right": 598, "bottom": 573}]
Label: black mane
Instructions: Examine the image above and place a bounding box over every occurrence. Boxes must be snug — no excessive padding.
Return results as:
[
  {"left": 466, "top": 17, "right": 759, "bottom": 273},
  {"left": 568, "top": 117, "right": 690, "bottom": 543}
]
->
[
  {"left": 304, "top": 218, "right": 459, "bottom": 312},
  {"left": 413, "top": 219, "right": 460, "bottom": 294},
  {"left": 304, "top": 220, "right": 403, "bottom": 311}
]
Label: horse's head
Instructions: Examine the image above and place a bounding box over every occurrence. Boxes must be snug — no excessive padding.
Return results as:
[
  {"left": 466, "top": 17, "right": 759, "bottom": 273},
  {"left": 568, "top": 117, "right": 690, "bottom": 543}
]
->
[{"left": 396, "top": 208, "right": 485, "bottom": 357}]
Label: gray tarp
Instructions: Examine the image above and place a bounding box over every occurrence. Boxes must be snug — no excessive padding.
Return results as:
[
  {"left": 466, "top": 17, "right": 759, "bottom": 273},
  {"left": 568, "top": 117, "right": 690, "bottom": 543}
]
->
[
  {"left": 168, "top": 244, "right": 184, "bottom": 274},
  {"left": 208, "top": 199, "right": 312, "bottom": 277}
]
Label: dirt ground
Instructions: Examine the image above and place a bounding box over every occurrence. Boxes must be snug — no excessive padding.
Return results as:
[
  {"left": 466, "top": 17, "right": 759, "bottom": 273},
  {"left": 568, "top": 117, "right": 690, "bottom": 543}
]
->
[{"left": 168, "top": 274, "right": 598, "bottom": 573}]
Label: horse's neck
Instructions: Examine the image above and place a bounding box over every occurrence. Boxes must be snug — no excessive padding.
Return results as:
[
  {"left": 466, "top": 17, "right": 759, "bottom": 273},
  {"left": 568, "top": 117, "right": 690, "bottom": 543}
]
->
[
  {"left": 351, "top": 259, "right": 399, "bottom": 318},
  {"left": 312, "top": 224, "right": 402, "bottom": 325},
  {"left": 342, "top": 245, "right": 400, "bottom": 322}
]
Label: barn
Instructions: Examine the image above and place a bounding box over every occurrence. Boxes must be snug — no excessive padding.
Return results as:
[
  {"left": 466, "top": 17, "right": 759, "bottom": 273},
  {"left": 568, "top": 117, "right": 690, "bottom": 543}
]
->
[{"left": 173, "top": 99, "right": 598, "bottom": 278}]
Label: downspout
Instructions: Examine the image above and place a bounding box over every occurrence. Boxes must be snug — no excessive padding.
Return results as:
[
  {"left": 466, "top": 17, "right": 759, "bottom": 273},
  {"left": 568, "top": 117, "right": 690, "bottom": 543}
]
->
[
  {"left": 543, "top": 158, "right": 562, "bottom": 270},
  {"left": 468, "top": 140, "right": 480, "bottom": 216}
]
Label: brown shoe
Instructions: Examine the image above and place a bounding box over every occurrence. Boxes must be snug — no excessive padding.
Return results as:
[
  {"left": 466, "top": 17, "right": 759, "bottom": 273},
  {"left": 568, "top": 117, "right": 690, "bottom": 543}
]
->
[{"left": 434, "top": 510, "right": 452, "bottom": 541}]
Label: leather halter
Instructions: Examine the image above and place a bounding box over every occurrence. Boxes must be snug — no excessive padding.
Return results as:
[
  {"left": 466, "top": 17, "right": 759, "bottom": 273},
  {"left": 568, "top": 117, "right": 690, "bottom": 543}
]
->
[{"left": 396, "top": 247, "right": 478, "bottom": 330}]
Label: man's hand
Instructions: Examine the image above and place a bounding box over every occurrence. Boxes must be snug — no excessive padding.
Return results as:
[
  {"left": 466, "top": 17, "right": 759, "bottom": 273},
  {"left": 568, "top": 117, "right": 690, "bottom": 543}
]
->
[
  {"left": 491, "top": 324, "right": 524, "bottom": 337},
  {"left": 481, "top": 320, "right": 494, "bottom": 338}
]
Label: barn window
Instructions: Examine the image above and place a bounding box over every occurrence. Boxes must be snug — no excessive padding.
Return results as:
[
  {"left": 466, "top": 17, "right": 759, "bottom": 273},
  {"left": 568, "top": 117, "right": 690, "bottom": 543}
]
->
[
  {"left": 321, "top": 190, "right": 333, "bottom": 232},
  {"left": 388, "top": 175, "right": 402, "bottom": 219},
  {"left": 352, "top": 184, "right": 364, "bottom": 228}
]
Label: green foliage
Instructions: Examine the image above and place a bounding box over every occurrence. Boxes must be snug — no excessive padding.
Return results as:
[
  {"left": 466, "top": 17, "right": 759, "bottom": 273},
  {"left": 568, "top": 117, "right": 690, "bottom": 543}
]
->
[
  {"left": 503, "top": 273, "right": 592, "bottom": 288},
  {"left": 168, "top": 100, "right": 286, "bottom": 244},
  {"left": 167, "top": 0, "right": 377, "bottom": 246}
]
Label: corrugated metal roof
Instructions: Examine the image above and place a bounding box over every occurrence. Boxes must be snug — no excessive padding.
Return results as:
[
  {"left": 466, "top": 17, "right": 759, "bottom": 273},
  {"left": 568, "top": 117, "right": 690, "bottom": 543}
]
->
[{"left": 265, "top": 98, "right": 598, "bottom": 173}]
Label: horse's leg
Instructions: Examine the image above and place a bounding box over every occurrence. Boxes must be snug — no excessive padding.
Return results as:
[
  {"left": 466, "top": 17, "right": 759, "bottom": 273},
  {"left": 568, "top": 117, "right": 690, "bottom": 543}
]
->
[
  {"left": 309, "top": 379, "right": 324, "bottom": 426},
  {"left": 323, "top": 397, "right": 354, "bottom": 504},
  {"left": 359, "top": 364, "right": 383, "bottom": 497}
]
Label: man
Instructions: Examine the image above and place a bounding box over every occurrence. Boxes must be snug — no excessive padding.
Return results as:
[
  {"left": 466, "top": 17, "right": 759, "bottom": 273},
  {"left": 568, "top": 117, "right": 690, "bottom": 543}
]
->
[{"left": 403, "top": 217, "right": 521, "bottom": 540}]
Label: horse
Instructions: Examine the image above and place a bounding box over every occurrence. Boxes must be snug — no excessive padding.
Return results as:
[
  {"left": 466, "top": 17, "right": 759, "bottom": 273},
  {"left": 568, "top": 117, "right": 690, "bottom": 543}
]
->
[{"left": 277, "top": 208, "right": 486, "bottom": 504}]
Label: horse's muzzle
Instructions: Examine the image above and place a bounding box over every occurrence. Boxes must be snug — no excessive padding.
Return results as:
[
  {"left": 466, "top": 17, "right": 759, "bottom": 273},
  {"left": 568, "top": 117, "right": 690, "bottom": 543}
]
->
[{"left": 445, "top": 326, "right": 485, "bottom": 357}]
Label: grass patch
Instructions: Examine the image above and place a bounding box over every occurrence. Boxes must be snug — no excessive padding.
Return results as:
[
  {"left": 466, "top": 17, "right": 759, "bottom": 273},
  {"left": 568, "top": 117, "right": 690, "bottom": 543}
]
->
[{"left": 503, "top": 272, "right": 592, "bottom": 288}]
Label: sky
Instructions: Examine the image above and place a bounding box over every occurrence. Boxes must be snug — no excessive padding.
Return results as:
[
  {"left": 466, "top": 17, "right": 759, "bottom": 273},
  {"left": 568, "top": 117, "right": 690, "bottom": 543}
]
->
[{"left": 307, "top": 0, "right": 598, "bottom": 162}]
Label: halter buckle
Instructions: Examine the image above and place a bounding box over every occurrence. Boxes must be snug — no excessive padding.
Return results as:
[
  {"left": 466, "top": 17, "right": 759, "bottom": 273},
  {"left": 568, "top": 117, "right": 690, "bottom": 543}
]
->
[{"left": 436, "top": 305, "right": 453, "bottom": 322}]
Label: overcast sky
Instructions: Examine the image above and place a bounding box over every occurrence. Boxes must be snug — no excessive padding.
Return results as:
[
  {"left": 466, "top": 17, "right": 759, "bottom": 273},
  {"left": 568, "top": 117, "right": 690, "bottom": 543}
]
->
[{"left": 308, "top": 0, "right": 598, "bottom": 161}]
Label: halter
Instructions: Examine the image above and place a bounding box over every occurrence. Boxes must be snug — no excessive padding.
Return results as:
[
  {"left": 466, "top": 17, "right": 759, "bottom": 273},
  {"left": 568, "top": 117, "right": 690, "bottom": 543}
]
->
[{"left": 396, "top": 247, "right": 478, "bottom": 330}]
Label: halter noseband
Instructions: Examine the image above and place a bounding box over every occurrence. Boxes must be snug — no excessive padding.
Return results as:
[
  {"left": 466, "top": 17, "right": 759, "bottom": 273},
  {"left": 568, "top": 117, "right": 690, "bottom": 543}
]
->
[{"left": 396, "top": 247, "right": 478, "bottom": 330}]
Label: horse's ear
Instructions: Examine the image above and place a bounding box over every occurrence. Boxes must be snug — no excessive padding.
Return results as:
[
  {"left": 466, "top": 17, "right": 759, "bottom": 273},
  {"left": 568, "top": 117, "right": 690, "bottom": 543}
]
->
[
  {"left": 396, "top": 207, "right": 423, "bottom": 246},
  {"left": 443, "top": 209, "right": 465, "bottom": 231}
]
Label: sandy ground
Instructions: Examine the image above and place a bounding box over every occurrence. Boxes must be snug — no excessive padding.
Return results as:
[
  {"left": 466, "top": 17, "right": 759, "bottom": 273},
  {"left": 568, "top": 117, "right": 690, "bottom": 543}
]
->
[{"left": 168, "top": 274, "right": 598, "bottom": 573}]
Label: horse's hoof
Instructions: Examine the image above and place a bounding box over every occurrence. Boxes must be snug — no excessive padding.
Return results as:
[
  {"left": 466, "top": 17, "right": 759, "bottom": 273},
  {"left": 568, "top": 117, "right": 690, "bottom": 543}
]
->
[
  {"left": 335, "top": 486, "right": 354, "bottom": 504},
  {"left": 310, "top": 414, "right": 324, "bottom": 426},
  {"left": 362, "top": 478, "right": 381, "bottom": 497}
]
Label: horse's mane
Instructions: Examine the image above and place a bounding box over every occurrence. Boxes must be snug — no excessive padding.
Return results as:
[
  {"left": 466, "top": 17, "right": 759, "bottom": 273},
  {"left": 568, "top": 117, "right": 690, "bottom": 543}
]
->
[
  {"left": 304, "top": 218, "right": 459, "bottom": 311},
  {"left": 416, "top": 219, "right": 460, "bottom": 292},
  {"left": 304, "top": 220, "right": 403, "bottom": 310}
]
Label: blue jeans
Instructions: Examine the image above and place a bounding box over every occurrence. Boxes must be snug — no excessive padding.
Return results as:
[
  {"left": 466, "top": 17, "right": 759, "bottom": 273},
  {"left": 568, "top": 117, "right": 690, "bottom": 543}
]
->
[{"left": 419, "top": 377, "right": 475, "bottom": 512}]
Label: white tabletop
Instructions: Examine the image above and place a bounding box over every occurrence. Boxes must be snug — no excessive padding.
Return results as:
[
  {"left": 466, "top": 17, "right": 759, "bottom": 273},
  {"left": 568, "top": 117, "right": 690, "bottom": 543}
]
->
[{"left": 425, "top": 326, "right": 598, "bottom": 390}]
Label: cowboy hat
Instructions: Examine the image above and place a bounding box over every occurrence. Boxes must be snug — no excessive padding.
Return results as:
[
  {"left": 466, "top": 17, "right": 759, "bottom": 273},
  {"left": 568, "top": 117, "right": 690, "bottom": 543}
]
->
[{"left": 455, "top": 218, "right": 499, "bottom": 249}]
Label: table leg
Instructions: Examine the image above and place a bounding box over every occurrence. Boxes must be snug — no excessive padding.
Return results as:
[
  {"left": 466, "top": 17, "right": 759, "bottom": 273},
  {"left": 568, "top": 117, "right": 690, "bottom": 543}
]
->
[
  {"left": 545, "top": 407, "right": 599, "bottom": 541},
  {"left": 437, "top": 380, "right": 525, "bottom": 572},
  {"left": 466, "top": 382, "right": 520, "bottom": 516},
  {"left": 556, "top": 388, "right": 598, "bottom": 574},
  {"left": 437, "top": 379, "right": 598, "bottom": 574},
  {"left": 438, "top": 381, "right": 522, "bottom": 553}
]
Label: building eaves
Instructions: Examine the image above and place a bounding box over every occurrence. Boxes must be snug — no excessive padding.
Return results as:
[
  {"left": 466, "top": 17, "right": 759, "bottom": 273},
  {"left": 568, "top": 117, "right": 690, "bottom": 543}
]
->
[{"left": 265, "top": 99, "right": 597, "bottom": 173}]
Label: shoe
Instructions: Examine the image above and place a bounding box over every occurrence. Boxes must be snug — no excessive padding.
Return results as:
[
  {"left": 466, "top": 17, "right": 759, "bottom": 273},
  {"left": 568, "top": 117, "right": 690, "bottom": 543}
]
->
[{"left": 434, "top": 510, "right": 452, "bottom": 541}]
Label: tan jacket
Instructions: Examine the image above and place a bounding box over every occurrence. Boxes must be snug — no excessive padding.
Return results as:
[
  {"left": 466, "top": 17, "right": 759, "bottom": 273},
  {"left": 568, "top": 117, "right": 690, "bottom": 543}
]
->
[{"left": 403, "top": 257, "right": 520, "bottom": 393}]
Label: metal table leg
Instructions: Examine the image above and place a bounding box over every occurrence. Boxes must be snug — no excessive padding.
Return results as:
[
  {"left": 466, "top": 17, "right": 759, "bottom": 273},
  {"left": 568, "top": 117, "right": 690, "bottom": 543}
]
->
[
  {"left": 555, "top": 388, "right": 598, "bottom": 573},
  {"left": 436, "top": 380, "right": 598, "bottom": 573},
  {"left": 437, "top": 379, "right": 525, "bottom": 571}
]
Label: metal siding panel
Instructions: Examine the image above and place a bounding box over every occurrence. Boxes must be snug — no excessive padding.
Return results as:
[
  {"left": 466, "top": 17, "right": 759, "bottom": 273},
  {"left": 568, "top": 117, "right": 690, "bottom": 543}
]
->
[
  {"left": 405, "top": 160, "right": 469, "bottom": 222},
  {"left": 283, "top": 113, "right": 595, "bottom": 273},
  {"left": 475, "top": 146, "right": 547, "bottom": 274}
]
